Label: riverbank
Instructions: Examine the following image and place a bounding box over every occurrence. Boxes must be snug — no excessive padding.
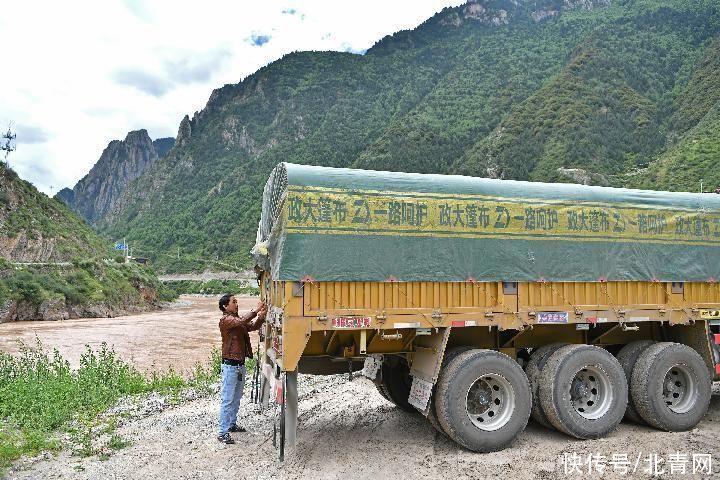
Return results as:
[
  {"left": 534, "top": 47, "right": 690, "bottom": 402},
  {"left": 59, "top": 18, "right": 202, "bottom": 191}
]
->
[{"left": 0, "top": 260, "right": 171, "bottom": 323}]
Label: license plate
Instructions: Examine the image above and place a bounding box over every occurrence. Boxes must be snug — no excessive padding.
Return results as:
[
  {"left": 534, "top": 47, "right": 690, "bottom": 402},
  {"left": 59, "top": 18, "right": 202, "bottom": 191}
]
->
[
  {"left": 332, "top": 316, "right": 371, "bottom": 328},
  {"left": 537, "top": 312, "right": 569, "bottom": 324},
  {"left": 700, "top": 309, "right": 720, "bottom": 319}
]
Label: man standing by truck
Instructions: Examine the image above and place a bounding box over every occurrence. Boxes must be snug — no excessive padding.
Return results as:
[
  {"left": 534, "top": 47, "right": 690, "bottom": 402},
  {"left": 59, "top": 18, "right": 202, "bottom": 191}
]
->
[{"left": 217, "top": 294, "right": 267, "bottom": 444}]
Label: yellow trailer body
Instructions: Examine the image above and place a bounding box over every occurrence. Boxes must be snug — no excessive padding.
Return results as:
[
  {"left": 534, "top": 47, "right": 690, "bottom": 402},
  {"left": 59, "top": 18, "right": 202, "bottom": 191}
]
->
[
  {"left": 252, "top": 163, "right": 720, "bottom": 457},
  {"left": 262, "top": 277, "right": 720, "bottom": 379}
]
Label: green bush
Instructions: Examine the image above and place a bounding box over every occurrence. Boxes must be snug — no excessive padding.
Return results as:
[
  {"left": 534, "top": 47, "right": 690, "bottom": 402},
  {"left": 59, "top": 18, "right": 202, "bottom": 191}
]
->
[
  {"left": 0, "top": 341, "right": 221, "bottom": 470},
  {"left": 0, "top": 282, "right": 9, "bottom": 306},
  {"left": 5, "top": 273, "right": 44, "bottom": 304},
  {"left": 2, "top": 261, "right": 173, "bottom": 311}
]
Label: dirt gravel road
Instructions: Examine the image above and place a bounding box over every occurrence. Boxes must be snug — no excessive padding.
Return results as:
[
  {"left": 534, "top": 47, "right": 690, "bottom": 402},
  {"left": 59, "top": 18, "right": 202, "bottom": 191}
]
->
[{"left": 7, "top": 375, "right": 720, "bottom": 479}]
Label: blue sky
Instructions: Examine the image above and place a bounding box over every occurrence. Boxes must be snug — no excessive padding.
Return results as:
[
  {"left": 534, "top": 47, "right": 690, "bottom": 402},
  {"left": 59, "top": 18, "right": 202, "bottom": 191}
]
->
[{"left": 0, "top": 0, "right": 464, "bottom": 195}]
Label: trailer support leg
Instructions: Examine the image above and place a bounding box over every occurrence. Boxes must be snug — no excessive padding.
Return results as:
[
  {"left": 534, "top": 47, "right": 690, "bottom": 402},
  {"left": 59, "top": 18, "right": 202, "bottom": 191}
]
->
[{"left": 286, "top": 370, "right": 298, "bottom": 451}]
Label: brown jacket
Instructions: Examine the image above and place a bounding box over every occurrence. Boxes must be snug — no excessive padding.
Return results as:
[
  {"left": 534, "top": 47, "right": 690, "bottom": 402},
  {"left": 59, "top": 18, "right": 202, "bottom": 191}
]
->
[{"left": 219, "top": 311, "right": 264, "bottom": 362}]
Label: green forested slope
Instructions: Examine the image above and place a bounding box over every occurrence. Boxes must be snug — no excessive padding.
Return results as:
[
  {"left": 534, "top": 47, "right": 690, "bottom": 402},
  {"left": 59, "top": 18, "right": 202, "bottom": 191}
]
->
[
  {"left": 0, "top": 164, "right": 107, "bottom": 261},
  {"left": 99, "top": 0, "right": 720, "bottom": 272},
  {"left": 624, "top": 36, "right": 720, "bottom": 191},
  {"left": 0, "top": 164, "right": 168, "bottom": 317}
]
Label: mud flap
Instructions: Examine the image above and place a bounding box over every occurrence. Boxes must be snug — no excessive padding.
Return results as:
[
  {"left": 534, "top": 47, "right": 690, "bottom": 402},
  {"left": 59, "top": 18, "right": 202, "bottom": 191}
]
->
[
  {"left": 361, "top": 354, "right": 383, "bottom": 380},
  {"left": 409, "top": 327, "right": 451, "bottom": 415}
]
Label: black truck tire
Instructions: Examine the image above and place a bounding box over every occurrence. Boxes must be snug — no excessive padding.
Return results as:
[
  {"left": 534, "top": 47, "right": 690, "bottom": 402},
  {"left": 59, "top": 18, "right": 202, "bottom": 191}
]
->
[
  {"left": 427, "top": 346, "right": 472, "bottom": 435},
  {"left": 630, "top": 342, "right": 711, "bottom": 432},
  {"left": 435, "top": 349, "right": 531, "bottom": 452},
  {"left": 374, "top": 381, "right": 391, "bottom": 402},
  {"left": 539, "top": 344, "right": 627, "bottom": 439},
  {"left": 525, "top": 343, "right": 567, "bottom": 429},
  {"left": 381, "top": 355, "right": 415, "bottom": 412},
  {"left": 615, "top": 340, "right": 655, "bottom": 424}
]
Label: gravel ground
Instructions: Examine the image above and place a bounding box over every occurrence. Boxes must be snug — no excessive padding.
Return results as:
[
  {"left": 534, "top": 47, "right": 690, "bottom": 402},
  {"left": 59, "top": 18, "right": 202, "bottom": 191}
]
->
[{"left": 5, "top": 376, "right": 720, "bottom": 480}]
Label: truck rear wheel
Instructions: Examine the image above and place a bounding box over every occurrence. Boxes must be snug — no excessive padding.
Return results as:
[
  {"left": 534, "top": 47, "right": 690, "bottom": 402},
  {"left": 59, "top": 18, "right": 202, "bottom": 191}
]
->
[
  {"left": 374, "top": 381, "right": 391, "bottom": 401},
  {"left": 427, "top": 346, "right": 472, "bottom": 435},
  {"left": 435, "top": 349, "right": 531, "bottom": 452},
  {"left": 630, "top": 342, "right": 711, "bottom": 432},
  {"left": 381, "top": 355, "right": 415, "bottom": 412},
  {"left": 539, "top": 344, "right": 627, "bottom": 439},
  {"left": 525, "top": 343, "right": 566, "bottom": 429},
  {"left": 616, "top": 340, "right": 655, "bottom": 424}
]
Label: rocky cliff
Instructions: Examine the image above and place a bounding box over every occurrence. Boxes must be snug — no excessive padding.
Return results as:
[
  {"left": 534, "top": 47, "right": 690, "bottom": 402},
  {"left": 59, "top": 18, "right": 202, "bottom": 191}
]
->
[{"left": 56, "top": 130, "right": 174, "bottom": 225}]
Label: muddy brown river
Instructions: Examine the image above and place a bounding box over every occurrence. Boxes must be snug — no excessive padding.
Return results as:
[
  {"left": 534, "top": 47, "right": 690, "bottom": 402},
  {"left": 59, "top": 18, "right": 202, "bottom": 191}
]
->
[{"left": 0, "top": 295, "right": 260, "bottom": 375}]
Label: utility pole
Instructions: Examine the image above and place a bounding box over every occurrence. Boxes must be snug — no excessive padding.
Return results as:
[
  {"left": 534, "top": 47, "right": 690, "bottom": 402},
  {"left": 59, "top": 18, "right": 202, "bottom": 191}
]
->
[
  {"left": 700, "top": 179, "right": 704, "bottom": 194},
  {"left": 1, "top": 125, "right": 16, "bottom": 167},
  {"left": 177, "top": 246, "right": 180, "bottom": 259}
]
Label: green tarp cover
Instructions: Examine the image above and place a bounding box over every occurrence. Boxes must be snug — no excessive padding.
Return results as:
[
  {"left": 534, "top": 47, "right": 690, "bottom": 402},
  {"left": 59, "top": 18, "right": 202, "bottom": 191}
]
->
[{"left": 252, "top": 163, "right": 720, "bottom": 283}]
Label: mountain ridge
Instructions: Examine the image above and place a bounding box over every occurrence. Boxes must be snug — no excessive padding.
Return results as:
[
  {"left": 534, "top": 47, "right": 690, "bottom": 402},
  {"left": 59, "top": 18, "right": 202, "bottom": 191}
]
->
[
  {"left": 84, "top": 0, "right": 720, "bottom": 272},
  {"left": 57, "top": 129, "right": 174, "bottom": 225}
]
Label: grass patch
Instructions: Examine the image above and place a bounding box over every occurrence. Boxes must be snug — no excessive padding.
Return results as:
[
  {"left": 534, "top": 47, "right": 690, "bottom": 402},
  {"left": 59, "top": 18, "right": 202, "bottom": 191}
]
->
[
  {"left": 108, "top": 434, "right": 131, "bottom": 451},
  {"left": 0, "top": 340, "right": 221, "bottom": 471}
]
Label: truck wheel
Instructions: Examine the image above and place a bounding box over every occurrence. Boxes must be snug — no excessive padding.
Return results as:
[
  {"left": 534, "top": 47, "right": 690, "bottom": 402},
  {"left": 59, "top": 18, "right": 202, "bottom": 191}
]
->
[
  {"left": 381, "top": 356, "right": 415, "bottom": 412},
  {"left": 616, "top": 340, "right": 655, "bottom": 424},
  {"left": 525, "top": 343, "right": 567, "bottom": 429},
  {"left": 630, "top": 342, "right": 711, "bottom": 431},
  {"left": 435, "top": 349, "right": 531, "bottom": 452},
  {"left": 539, "top": 344, "right": 627, "bottom": 439},
  {"left": 374, "top": 381, "right": 391, "bottom": 402},
  {"left": 427, "top": 346, "right": 472, "bottom": 435}
]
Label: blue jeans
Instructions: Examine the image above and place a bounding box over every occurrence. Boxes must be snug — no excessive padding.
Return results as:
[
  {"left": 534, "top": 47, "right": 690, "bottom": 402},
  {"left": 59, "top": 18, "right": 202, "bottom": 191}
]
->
[{"left": 218, "top": 363, "right": 246, "bottom": 435}]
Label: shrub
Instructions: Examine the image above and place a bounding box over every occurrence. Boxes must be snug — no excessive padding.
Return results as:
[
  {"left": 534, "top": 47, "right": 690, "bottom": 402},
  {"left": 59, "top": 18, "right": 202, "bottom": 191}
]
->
[{"left": 0, "top": 341, "right": 221, "bottom": 470}]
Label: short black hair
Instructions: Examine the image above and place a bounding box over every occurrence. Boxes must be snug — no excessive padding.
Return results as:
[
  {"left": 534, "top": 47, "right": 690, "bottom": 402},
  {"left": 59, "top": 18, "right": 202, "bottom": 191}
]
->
[{"left": 219, "top": 293, "right": 234, "bottom": 312}]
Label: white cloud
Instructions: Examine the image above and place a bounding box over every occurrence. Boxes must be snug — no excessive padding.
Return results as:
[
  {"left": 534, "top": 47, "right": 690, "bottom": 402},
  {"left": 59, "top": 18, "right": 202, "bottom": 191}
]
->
[{"left": 0, "top": 0, "right": 465, "bottom": 195}]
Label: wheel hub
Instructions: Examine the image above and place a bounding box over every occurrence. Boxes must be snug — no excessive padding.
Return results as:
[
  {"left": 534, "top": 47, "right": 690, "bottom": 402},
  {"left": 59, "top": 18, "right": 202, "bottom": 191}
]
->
[
  {"left": 466, "top": 373, "right": 515, "bottom": 432},
  {"left": 569, "top": 366, "right": 613, "bottom": 420},
  {"left": 571, "top": 380, "right": 589, "bottom": 398},
  {"left": 662, "top": 364, "right": 696, "bottom": 414}
]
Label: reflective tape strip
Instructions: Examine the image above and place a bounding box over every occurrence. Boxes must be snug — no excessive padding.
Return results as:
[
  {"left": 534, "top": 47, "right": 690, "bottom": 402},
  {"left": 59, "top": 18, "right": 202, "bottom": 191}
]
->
[
  {"left": 716, "top": 364, "right": 720, "bottom": 375},
  {"left": 714, "top": 334, "right": 720, "bottom": 345},
  {"left": 275, "top": 381, "right": 283, "bottom": 404},
  {"left": 451, "top": 320, "right": 477, "bottom": 327},
  {"left": 394, "top": 322, "right": 421, "bottom": 329}
]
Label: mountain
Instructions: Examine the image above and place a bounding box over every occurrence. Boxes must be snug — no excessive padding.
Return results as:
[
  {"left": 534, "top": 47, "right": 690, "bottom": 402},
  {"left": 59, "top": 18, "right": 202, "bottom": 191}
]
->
[
  {"left": 98, "top": 0, "right": 720, "bottom": 272},
  {"left": 625, "top": 37, "right": 720, "bottom": 191},
  {"left": 0, "top": 163, "right": 169, "bottom": 321},
  {"left": 1, "top": 164, "right": 106, "bottom": 263},
  {"left": 56, "top": 130, "right": 174, "bottom": 225}
]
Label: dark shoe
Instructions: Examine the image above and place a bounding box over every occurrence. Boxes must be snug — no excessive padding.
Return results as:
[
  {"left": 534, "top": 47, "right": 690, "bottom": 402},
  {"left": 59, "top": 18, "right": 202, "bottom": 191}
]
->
[
  {"left": 229, "top": 424, "right": 246, "bottom": 433},
  {"left": 217, "top": 432, "right": 235, "bottom": 444}
]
